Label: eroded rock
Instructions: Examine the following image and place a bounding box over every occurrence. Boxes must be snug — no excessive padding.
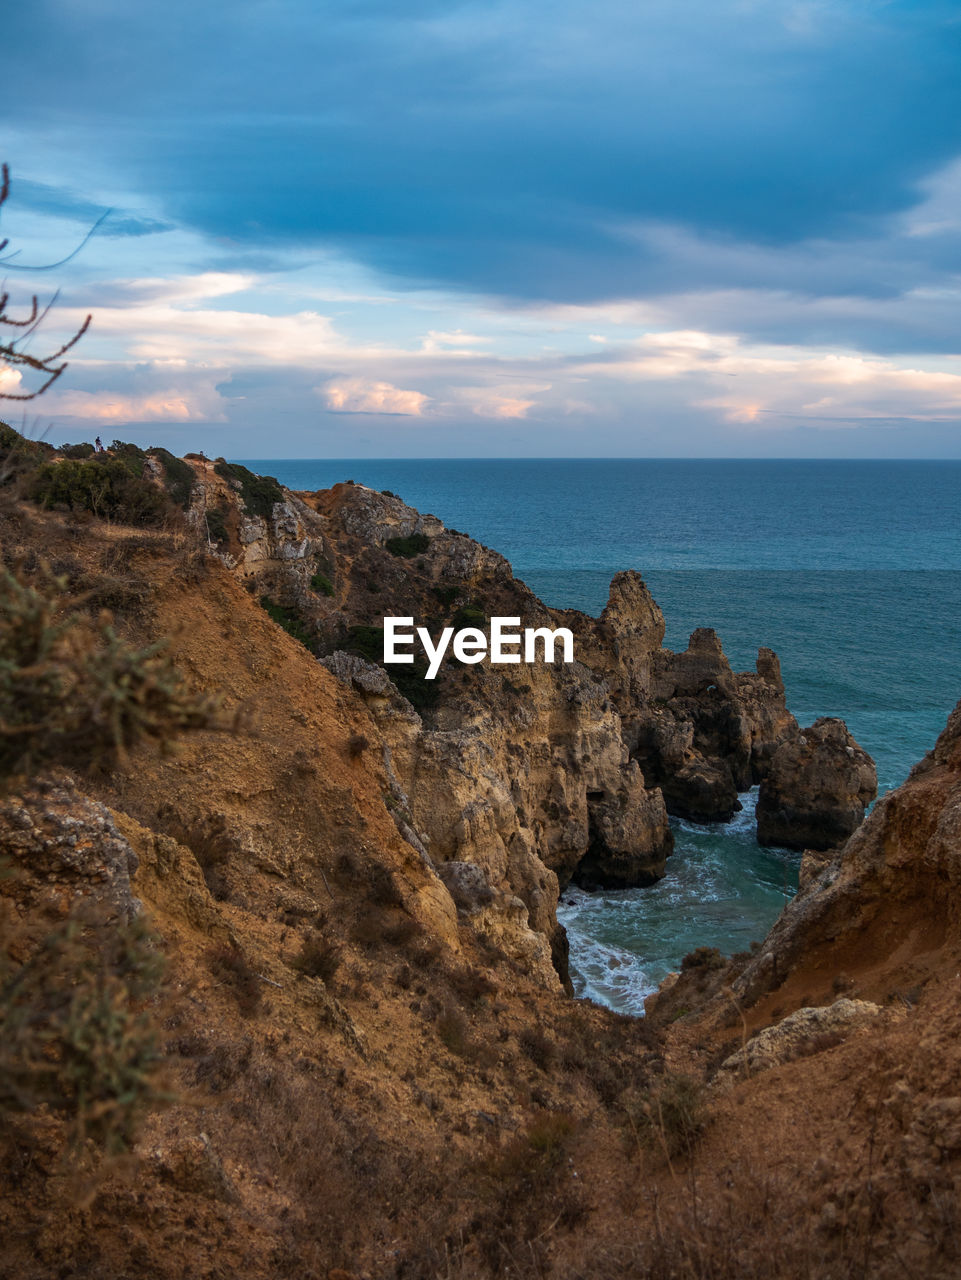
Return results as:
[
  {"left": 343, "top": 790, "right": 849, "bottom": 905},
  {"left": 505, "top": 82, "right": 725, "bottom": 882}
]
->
[{"left": 757, "top": 717, "right": 878, "bottom": 850}]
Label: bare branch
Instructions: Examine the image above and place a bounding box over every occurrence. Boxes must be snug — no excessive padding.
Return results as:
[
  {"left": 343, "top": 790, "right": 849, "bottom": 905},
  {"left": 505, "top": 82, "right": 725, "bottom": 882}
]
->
[{"left": 0, "top": 164, "right": 93, "bottom": 402}]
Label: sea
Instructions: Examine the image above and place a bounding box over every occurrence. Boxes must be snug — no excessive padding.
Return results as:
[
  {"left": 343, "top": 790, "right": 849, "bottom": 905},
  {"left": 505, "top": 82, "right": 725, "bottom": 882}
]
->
[{"left": 241, "top": 459, "right": 961, "bottom": 1014}]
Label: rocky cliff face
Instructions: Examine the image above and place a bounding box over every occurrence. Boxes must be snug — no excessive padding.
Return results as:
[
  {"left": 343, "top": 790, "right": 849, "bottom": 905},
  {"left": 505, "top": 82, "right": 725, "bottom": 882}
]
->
[
  {"left": 757, "top": 716, "right": 878, "bottom": 850},
  {"left": 184, "top": 463, "right": 874, "bottom": 987},
  {"left": 648, "top": 695, "right": 961, "bottom": 1038},
  {"left": 3, "top": 448, "right": 958, "bottom": 1280}
]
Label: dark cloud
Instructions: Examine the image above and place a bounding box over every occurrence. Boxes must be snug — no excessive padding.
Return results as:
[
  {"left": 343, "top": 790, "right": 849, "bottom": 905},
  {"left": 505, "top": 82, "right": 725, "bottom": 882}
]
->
[
  {"left": 12, "top": 179, "right": 171, "bottom": 238},
  {"left": 6, "top": 0, "right": 961, "bottom": 306}
]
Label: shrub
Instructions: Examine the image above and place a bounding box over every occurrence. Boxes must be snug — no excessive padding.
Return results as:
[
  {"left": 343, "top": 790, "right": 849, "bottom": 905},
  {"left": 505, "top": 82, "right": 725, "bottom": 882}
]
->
[
  {"left": 382, "top": 918, "right": 425, "bottom": 947},
  {"left": 291, "top": 934, "right": 342, "bottom": 984},
  {"left": 471, "top": 1112, "right": 583, "bottom": 1269},
  {"left": 346, "top": 624, "right": 385, "bottom": 662},
  {"left": 214, "top": 460, "right": 283, "bottom": 519},
  {"left": 631, "top": 1072, "right": 707, "bottom": 1160},
  {"left": 346, "top": 732, "right": 369, "bottom": 759},
  {"left": 205, "top": 503, "right": 230, "bottom": 545},
  {"left": 147, "top": 447, "right": 197, "bottom": 509},
  {"left": 0, "top": 422, "right": 54, "bottom": 480},
  {"left": 452, "top": 604, "right": 485, "bottom": 628},
  {"left": 432, "top": 584, "right": 461, "bottom": 608},
  {"left": 310, "top": 571, "right": 334, "bottom": 597},
  {"left": 259, "top": 597, "right": 313, "bottom": 650},
  {"left": 207, "top": 945, "right": 262, "bottom": 1017},
  {"left": 59, "top": 441, "right": 95, "bottom": 459},
  {"left": 0, "top": 564, "right": 219, "bottom": 778},
  {"left": 368, "top": 865, "right": 405, "bottom": 908},
  {"left": 437, "top": 1005, "right": 471, "bottom": 1056},
  {"left": 108, "top": 439, "right": 148, "bottom": 474},
  {"left": 385, "top": 532, "right": 430, "bottom": 558},
  {"left": 155, "top": 809, "right": 235, "bottom": 899},
  {"left": 681, "top": 946, "right": 726, "bottom": 972},
  {"left": 519, "top": 1026, "right": 557, "bottom": 1072},
  {"left": 28, "top": 456, "right": 173, "bottom": 526},
  {"left": 0, "top": 907, "right": 167, "bottom": 1152},
  {"left": 449, "top": 965, "right": 497, "bottom": 1006}
]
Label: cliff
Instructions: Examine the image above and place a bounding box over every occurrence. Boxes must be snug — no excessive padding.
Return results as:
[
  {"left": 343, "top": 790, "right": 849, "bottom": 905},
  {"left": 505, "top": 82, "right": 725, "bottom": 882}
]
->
[
  {"left": 191, "top": 466, "right": 874, "bottom": 988},
  {"left": 6, "top": 440, "right": 951, "bottom": 1280}
]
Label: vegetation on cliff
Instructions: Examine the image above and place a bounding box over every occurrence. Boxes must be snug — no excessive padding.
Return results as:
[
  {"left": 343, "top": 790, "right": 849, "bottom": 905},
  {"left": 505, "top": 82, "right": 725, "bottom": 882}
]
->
[{"left": 0, "top": 433, "right": 956, "bottom": 1278}]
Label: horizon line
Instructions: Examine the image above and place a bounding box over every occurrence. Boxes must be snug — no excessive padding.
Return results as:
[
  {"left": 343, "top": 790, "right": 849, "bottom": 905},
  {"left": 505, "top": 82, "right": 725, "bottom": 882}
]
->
[{"left": 232, "top": 455, "right": 961, "bottom": 463}]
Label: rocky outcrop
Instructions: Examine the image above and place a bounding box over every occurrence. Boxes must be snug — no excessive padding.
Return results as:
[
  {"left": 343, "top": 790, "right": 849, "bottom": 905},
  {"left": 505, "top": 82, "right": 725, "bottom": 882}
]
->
[
  {"left": 0, "top": 773, "right": 142, "bottom": 931},
  {"left": 636, "top": 632, "right": 800, "bottom": 822},
  {"left": 182, "top": 466, "right": 873, "bottom": 985},
  {"left": 729, "top": 697, "right": 961, "bottom": 1011},
  {"left": 756, "top": 716, "right": 878, "bottom": 850},
  {"left": 716, "top": 998, "right": 885, "bottom": 1083}
]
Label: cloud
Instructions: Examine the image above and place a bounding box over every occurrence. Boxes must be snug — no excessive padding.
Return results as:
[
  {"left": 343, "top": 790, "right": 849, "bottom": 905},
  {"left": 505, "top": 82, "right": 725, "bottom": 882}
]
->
[
  {"left": 420, "top": 330, "right": 493, "bottom": 354},
  {"left": 447, "top": 384, "right": 551, "bottom": 419},
  {"left": 320, "top": 377, "right": 430, "bottom": 416},
  {"left": 53, "top": 273, "right": 342, "bottom": 365},
  {"left": 47, "top": 389, "right": 225, "bottom": 423},
  {"left": 7, "top": 0, "right": 961, "bottom": 305},
  {"left": 0, "top": 366, "right": 24, "bottom": 396},
  {"left": 579, "top": 330, "right": 961, "bottom": 426}
]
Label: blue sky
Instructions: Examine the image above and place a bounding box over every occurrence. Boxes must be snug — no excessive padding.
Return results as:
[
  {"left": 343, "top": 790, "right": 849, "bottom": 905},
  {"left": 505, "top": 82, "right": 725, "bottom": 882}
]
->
[{"left": 4, "top": 0, "right": 961, "bottom": 456}]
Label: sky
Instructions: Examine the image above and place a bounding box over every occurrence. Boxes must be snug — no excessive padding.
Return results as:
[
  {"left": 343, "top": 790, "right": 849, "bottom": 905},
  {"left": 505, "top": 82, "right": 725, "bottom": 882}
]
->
[{"left": 4, "top": 0, "right": 961, "bottom": 457}]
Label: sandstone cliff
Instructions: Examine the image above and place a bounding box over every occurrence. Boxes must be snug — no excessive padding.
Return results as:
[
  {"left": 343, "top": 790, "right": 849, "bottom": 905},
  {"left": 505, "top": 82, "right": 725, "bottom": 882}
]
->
[
  {"left": 2, "top": 443, "right": 959, "bottom": 1280},
  {"left": 189, "top": 465, "right": 873, "bottom": 989}
]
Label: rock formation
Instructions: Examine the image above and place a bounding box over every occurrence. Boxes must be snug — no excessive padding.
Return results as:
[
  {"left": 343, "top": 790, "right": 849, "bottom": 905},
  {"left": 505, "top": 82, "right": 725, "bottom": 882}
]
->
[
  {"left": 756, "top": 716, "right": 878, "bottom": 849},
  {"left": 180, "top": 466, "right": 875, "bottom": 986},
  {"left": 3, "top": 435, "right": 959, "bottom": 1280}
]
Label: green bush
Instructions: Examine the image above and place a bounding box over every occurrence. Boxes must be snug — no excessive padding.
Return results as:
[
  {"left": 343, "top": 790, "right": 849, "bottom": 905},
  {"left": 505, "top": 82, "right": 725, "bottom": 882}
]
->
[
  {"left": 108, "top": 439, "right": 148, "bottom": 475},
  {"left": 148, "top": 447, "right": 197, "bottom": 509},
  {"left": 432, "top": 584, "right": 461, "bottom": 608},
  {"left": 0, "top": 422, "right": 55, "bottom": 479},
  {"left": 346, "top": 624, "right": 385, "bottom": 663},
  {"left": 205, "top": 503, "right": 230, "bottom": 545},
  {"left": 452, "top": 604, "right": 485, "bottom": 628},
  {"left": 59, "top": 441, "right": 95, "bottom": 459},
  {"left": 0, "top": 564, "right": 220, "bottom": 778},
  {"left": 0, "top": 908, "right": 167, "bottom": 1152},
  {"left": 310, "top": 571, "right": 334, "bottom": 597},
  {"left": 385, "top": 532, "right": 430, "bottom": 558},
  {"left": 28, "top": 456, "right": 172, "bottom": 526},
  {"left": 214, "top": 460, "right": 283, "bottom": 520},
  {"left": 260, "top": 597, "right": 312, "bottom": 650}
]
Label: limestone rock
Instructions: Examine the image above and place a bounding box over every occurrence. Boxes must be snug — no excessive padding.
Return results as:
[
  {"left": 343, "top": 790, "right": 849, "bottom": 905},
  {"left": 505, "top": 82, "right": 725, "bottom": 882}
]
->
[
  {"left": 757, "top": 717, "right": 878, "bottom": 850},
  {"left": 717, "top": 998, "right": 884, "bottom": 1082},
  {"left": 573, "top": 764, "right": 673, "bottom": 888},
  {"left": 729, "top": 697, "right": 961, "bottom": 1011},
  {"left": 0, "top": 773, "right": 142, "bottom": 925},
  {"left": 190, "top": 467, "right": 872, "bottom": 991}
]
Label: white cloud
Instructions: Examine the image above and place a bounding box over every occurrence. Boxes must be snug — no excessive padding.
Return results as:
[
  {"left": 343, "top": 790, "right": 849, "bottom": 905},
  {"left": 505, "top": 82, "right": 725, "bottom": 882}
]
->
[
  {"left": 320, "top": 377, "right": 430, "bottom": 416},
  {"left": 420, "top": 329, "right": 493, "bottom": 354},
  {"left": 447, "top": 383, "right": 551, "bottom": 419},
  {"left": 86, "top": 272, "right": 256, "bottom": 308},
  {"left": 0, "top": 364, "right": 24, "bottom": 396},
  {"left": 48, "top": 386, "right": 227, "bottom": 423},
  {"left": 579, "top": 330, "right": 961, "bottom": 425}
]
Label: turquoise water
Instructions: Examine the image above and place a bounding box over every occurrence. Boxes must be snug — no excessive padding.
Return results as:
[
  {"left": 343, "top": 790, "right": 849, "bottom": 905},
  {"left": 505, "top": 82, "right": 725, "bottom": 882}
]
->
[{"left": 242, "top": 459, "right": 961, "bottom": 1010}]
